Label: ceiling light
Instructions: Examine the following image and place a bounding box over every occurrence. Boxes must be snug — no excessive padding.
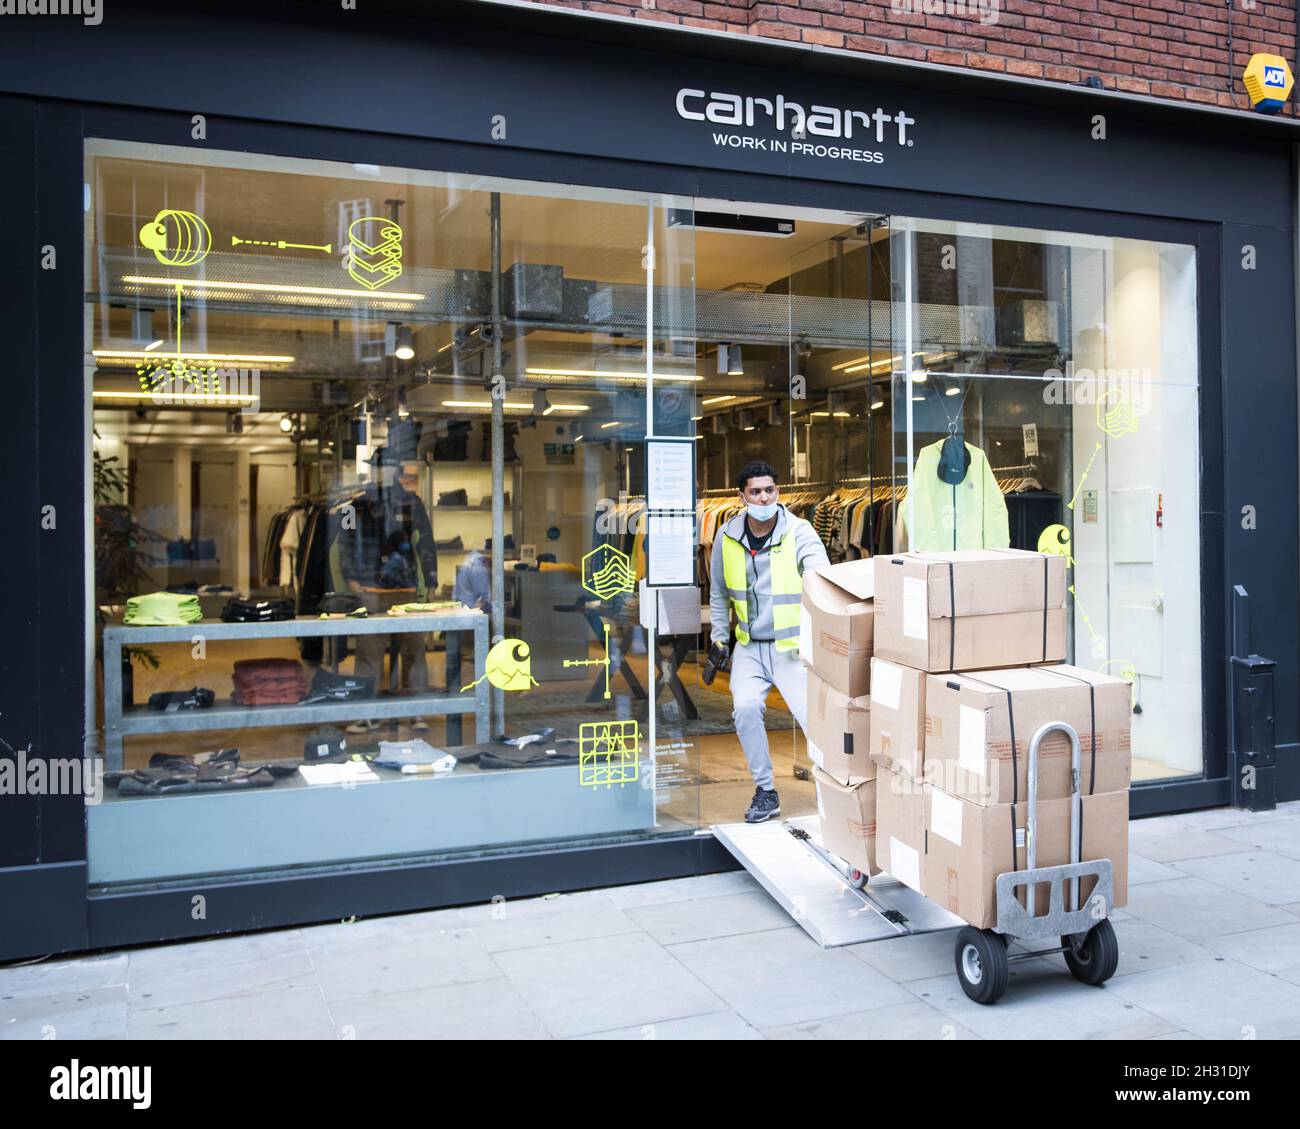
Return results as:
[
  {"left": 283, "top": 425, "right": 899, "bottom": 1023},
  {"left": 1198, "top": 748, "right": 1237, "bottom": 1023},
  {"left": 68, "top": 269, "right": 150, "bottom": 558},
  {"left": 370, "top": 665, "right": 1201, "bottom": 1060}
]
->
[
  {"left": 691, "top": 415, "right": 703, "bottom": 421},
  {"left": 870, "top": 400, "right": 884, "bottom": 410},
  {"left": 441, "top": 399, "right": 588, "bottom": 412},
  {"left": 727, "top": 345, "right": 744, "bottom": 377},
  {"left": 534, "top": 389, "right": 553, "bottom": 416},
  {"left": 945, "top": 386, "right": 961, "bottom": 396},
  {"left": 910, "top": 371, "right": 928, "bottom": 382},
  {"left": 394, "top": 326, "right": 415, "bottom": 361},
  {"left": 92, "top": 390, "right": 259, "bottom": 404},
  {"left": 524, "top": 367, "right": 703, "bottom": 383},
  {"left": 742, "top": 425, "right": 755, "bottom": 431},
  {"left": 122, "top": 275, "right": 425, "bottom": 302},
  {"left": 840, "top": 354, "right": 903, "bottom": 376},
  {"left": 702, "top": 395, "right": 735, "bottom": 405},
  {"left": 600, "top": 420, "right": 622, "bottom": 429},
  {"left": 831, "top": 354, "right": 872, "bottom": 372},
  {"left": 279, "top": 415, "right": 293, "bottom": 433},
  {"left": 94, "top": 349, "right": 295, "bottom": 364}
]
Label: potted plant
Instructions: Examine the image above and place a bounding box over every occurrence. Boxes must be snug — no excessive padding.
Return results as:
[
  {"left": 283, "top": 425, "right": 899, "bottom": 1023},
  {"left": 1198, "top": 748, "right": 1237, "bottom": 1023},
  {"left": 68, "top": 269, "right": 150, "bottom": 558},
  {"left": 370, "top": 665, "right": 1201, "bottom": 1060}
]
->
[{"left": 93, "top": 440, "right": 162, "bottom": 706}]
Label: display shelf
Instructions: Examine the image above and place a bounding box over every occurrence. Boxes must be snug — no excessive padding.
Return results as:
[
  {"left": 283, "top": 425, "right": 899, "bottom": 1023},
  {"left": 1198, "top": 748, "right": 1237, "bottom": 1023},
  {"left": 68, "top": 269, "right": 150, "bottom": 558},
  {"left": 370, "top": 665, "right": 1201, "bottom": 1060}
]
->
[
  {"left": 115, "top": 692, "right": 476, "bottom": 737},
  {"left": 101, "top": 611, "right": 489, "bottom": 770}
]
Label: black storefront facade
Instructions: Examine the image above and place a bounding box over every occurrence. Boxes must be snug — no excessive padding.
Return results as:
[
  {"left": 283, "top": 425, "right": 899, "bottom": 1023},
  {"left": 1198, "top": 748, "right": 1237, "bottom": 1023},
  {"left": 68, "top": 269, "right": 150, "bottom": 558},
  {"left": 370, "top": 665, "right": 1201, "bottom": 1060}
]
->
[{"left": 1, "top": 0, "right": 1297, "bottom": 961}]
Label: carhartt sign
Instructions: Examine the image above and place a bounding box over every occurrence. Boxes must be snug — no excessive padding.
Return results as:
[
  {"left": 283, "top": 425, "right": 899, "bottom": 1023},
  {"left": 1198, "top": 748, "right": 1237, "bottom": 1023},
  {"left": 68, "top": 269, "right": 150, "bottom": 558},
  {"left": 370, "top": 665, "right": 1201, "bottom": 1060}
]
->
[{"left": 675, "top": 88, "right": 915, "bottom": 165}]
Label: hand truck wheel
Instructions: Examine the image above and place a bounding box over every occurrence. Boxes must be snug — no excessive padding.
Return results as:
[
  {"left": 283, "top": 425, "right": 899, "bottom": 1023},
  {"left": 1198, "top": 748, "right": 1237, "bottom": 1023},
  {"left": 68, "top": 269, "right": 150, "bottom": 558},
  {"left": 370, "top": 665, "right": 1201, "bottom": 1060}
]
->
[
  {"left": 847, "top": 867, "right": 869, "bottom": 890},
  {"left": 1062, "top": 918, "right": 1119, "bottom": 986},
  {"left": 954, "top": 926, "right": 1009, "bottom": 1005}
]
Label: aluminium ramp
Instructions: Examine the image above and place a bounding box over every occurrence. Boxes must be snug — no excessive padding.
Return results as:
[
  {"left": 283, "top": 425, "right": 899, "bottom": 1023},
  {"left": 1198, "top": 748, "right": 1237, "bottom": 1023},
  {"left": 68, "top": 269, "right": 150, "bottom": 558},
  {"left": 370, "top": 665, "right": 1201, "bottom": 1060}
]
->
[{"left": 713, "top": 817, "right": 965, "bottom": 948}]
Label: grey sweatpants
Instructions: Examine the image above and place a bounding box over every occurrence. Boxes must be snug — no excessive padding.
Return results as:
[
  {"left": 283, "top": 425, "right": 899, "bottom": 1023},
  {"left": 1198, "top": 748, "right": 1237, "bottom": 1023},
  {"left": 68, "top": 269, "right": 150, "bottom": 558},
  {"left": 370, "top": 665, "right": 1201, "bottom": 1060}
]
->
[{"left": 729, "top": 640, "right": 809, "bottom": 792}]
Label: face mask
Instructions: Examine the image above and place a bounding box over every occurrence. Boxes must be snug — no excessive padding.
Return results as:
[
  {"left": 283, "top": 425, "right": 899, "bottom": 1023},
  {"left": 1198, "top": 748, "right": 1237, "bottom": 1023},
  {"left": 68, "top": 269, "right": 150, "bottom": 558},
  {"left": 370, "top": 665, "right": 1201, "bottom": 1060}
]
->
[{"left": 746, "top": 502, "right": 778, "bottom": 522}]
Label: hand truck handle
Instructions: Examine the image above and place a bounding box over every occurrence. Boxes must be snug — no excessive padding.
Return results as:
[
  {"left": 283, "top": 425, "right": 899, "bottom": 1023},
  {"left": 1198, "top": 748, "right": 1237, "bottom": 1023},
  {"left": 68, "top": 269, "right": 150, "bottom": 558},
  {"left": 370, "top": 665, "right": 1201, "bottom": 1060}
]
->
[{"left": 1025, "top": 720, "right": 1083, "bottom": 911}]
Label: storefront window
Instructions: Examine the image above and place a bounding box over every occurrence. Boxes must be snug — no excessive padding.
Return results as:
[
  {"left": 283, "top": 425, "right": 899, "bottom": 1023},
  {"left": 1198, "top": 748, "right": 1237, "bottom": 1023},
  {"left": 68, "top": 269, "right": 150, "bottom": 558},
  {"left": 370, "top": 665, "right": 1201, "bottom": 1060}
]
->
[
  {"left": 888, "top": 219, "right": 1202, "bottom": 784},
  {"left": 85, "top": 141, "right": 698, "bottom": 883}
]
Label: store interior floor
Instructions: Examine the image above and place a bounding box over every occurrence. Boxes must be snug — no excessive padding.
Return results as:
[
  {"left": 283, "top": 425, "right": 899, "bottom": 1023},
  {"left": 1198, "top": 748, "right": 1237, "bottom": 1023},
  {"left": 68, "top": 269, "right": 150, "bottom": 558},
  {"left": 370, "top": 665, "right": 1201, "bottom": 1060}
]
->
[{"left": 108, "top": 633, "right": 819, "bottom": 828}]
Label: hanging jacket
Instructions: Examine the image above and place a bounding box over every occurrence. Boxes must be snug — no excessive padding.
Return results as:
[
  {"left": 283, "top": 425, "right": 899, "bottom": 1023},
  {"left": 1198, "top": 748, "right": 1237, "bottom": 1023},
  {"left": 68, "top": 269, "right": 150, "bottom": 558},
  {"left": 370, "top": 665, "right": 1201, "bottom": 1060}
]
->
[
  {"left": 334, "top": 481, "right": 438, "bottom": 594},
  {"left": 903, "top": 439, "right": 1010, "bottom": 552}
]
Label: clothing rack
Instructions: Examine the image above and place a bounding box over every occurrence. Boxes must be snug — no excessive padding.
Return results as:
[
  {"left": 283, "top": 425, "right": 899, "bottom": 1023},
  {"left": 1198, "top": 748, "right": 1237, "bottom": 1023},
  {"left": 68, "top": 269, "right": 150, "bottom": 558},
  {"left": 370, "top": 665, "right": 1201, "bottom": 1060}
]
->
[
  {"left": 991, "top": 462, "right": 1038, "bottom": 475},
  {"left": 701, "top": 474, "right": 894, "bottom": 496}
]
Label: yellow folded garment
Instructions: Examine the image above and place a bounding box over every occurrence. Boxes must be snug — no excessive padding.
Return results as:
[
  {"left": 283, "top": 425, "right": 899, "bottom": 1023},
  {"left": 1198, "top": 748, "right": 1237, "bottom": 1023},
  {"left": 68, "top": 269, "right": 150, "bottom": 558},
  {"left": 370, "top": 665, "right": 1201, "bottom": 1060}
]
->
[
  {"left": 123, "top": 591, "right": 204, "bottom": 626},
  {"left": 539, "top": 562, "right": 578, "bottom": 572},
  {"left": 387, "top": 601, "right": 461, "bottom": 615}
]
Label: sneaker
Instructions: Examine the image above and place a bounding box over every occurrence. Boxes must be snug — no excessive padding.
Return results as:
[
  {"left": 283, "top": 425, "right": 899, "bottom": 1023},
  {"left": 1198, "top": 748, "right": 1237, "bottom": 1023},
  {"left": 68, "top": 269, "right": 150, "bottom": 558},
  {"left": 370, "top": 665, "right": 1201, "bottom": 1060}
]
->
[
  {"left": 346, "top": 720, "right": 378, "bottom": 735},
  {"left": 744, "top": 787, "right": 780, "bottom": 824}
]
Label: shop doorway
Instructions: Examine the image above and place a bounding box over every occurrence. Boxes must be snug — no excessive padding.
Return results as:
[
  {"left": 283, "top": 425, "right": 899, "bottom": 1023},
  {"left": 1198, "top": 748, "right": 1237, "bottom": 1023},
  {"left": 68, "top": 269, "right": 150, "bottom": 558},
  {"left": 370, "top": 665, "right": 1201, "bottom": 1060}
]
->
[{"left": 688, "top": 204, "right": 888, "bottom": 824}]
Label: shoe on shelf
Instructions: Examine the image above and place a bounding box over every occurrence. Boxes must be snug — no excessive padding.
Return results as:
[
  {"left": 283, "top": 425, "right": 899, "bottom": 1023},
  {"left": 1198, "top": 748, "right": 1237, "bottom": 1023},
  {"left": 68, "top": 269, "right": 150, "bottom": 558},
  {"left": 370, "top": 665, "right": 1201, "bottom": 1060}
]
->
[
  {"left": 744, "top": 787, "right": 781, "bottom": 824},
  {"left": 346, "top": 720, "right": 379, "bottom": 735}
]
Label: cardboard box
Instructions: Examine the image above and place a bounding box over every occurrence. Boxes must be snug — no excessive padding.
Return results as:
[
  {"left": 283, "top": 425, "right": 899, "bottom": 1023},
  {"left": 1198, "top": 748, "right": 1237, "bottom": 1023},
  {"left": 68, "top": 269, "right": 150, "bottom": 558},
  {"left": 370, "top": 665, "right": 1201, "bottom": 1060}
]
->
[
  {"left": 922, "top": 783, "right": 1129, "bottom": 929},
  {"left": 924, "top": 664, "right": 1132, "bottom": 804},
  {"left": 874, "top": 550, "right": 1067, "bottom": 673},
  {"left": 799, "top": 560, "right": 874, "bottom": 697},
  {"left": 873, "top": 765, "right": 927, "bottom": 893},
  {"left": 813, "top": 766, "right": 878, "bottom": 877},
  {"left": 869, "top": 657, "right": 927, "bottom": 780},
  {"left": 805, "top": 666, "right": 874, "bottom": 785}
]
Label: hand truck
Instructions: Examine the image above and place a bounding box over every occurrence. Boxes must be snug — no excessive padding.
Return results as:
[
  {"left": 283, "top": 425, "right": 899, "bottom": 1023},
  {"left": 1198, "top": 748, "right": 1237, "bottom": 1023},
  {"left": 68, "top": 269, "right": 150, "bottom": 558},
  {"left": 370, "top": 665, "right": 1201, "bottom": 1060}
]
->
[{"left": 952, "top": 720, "right": 1118, "bottom": 1004}]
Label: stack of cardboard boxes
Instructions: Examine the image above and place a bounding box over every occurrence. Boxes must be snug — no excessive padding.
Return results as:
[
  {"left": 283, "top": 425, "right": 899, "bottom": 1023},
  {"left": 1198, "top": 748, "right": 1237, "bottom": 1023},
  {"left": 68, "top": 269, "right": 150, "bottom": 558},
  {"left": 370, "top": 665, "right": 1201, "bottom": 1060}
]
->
[
  {"left": 799, "top": 560, "right": 877, "bottom": 878},
  {"left": 802, "top": 549, "right": 1133, "bottom": 929}
]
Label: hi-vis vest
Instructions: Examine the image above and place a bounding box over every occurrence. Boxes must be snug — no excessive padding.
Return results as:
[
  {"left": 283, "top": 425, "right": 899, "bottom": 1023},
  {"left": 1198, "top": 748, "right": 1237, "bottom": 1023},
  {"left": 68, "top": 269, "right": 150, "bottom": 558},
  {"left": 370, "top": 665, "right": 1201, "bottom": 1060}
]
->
[{"left": 721, "top": 527, "right": 803, "bottom": 651}]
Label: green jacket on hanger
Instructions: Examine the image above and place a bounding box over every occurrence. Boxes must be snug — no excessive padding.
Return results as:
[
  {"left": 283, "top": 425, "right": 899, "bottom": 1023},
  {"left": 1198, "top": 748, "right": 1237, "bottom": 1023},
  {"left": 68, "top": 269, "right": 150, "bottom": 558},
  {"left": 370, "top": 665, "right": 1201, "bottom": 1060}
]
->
[{"left": 902, "top": 439, "right": 1010, "bottom": 551}]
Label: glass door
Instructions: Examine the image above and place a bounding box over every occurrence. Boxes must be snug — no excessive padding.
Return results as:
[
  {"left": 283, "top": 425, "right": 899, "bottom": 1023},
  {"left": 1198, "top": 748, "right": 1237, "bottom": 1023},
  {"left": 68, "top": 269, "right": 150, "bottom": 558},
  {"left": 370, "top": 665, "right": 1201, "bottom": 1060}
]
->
[
  {"left": 784, "top": 217, "right": 891, "bottom": 789},
  {"left": 888, "top": 217, "right": 1204, "bottom": 786}
]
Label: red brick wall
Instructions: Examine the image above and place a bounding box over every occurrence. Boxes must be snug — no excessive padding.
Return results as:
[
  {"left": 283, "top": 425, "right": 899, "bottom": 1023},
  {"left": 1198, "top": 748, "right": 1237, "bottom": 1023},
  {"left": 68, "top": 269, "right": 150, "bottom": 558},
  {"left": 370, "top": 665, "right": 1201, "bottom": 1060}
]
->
[{"left": 514, "top": 0, "right": 1298, "bottom": 114}]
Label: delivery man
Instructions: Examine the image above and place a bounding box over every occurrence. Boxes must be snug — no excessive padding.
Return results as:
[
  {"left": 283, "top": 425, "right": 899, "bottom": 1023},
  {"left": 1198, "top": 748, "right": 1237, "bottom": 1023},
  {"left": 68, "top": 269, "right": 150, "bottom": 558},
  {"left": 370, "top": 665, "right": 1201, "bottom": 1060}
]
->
[{"left": 709, "top": 459, "right": 829, "bottom": 823}]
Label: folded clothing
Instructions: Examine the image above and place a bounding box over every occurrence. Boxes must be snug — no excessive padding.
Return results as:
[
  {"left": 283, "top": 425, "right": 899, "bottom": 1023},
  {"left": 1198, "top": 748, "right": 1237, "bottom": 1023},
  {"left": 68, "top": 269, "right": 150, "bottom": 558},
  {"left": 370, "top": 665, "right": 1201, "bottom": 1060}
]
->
[
  {"left": 109, "top": 747, "right": 282, "bottom": 794},
  {"left": 320, "top": 592, "right": 366, "bottom": 615},
  {"left": 373, "top": 737, "right": 450, "bottom": 768},
  {"left": 304, "top": 725, "right": 349, "bottom": 763},
  {"left": 124, "top": 591, "right": 203, "bottom": 626},
  {"left": 115, "top": 766, "right": 277, "bottom": 795},
  {"left": 299, "top": 668, "right": 376, "bottom": 704},
  {"left": 478, "top": 745, "right": 581, "bottom": 770},
  {"left": 149, "top": 747, "right": 240, "bottom": 771},
  {"left": 231, "top": 658, "right": 307, "bottom": 705},
  {"left": 387, "top": 601, "right": 460, "bottom": 615},
  {"left": 147, "top": 687, "right": 215, "bottom": 712},
  {"left": 221, "top": 596, "right": 295, "bottom": 623}
]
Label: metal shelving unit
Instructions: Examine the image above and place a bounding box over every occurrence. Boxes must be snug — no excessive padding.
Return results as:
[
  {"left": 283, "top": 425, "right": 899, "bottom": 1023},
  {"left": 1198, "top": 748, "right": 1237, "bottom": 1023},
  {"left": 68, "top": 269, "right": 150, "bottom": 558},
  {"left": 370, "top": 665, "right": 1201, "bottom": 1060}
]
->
[{"left": 101, "top": 610, "right": 489, "bottom": 770}]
